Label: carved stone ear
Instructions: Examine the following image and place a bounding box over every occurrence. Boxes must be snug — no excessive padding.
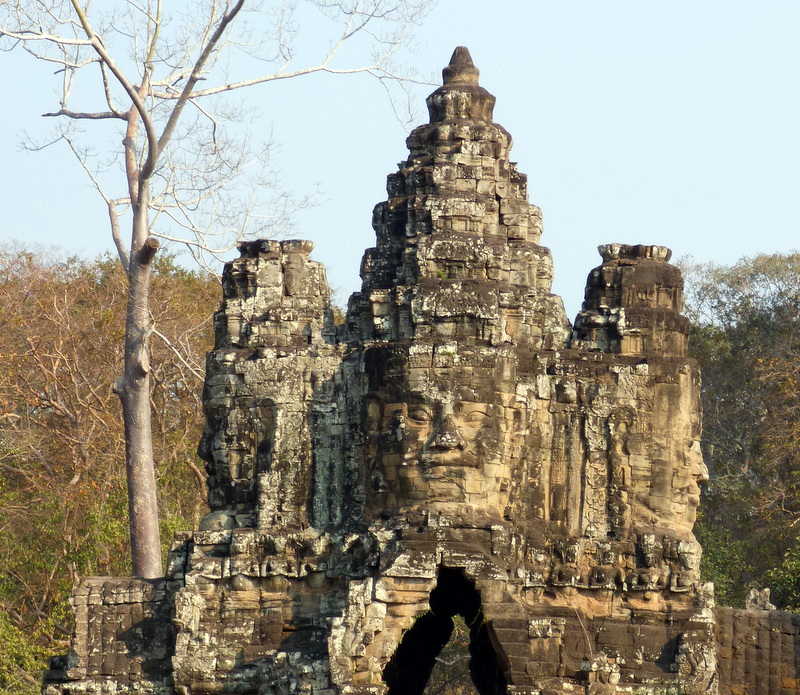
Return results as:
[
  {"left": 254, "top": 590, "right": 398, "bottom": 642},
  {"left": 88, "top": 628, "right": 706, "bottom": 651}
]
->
[
  {"left": 509, "top": 403, "right": 528, "bottom": 436},
  {"left": 252, "top": 398, "right": 276, "bottom": 474},
  {"left": 364, "top": 393, "right": 383, "bottom": 436}
]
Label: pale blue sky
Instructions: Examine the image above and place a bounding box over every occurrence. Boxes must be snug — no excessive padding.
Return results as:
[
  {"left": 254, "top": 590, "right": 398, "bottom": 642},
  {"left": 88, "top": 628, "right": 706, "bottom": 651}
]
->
[{"left": 3, "top": 1, "right": 799, "bottom": 319}]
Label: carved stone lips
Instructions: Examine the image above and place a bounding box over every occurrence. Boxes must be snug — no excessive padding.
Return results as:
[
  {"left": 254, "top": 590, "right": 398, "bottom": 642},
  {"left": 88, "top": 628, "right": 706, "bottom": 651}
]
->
[{"left": 419, "top": 452, "right": 479, "bottom": 468}]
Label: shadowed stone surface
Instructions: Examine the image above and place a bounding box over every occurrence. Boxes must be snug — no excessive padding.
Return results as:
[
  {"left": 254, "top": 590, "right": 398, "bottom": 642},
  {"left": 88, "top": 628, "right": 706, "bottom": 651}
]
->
[{"left": 44, "top": 47, "right": 800, "bottom": 695}]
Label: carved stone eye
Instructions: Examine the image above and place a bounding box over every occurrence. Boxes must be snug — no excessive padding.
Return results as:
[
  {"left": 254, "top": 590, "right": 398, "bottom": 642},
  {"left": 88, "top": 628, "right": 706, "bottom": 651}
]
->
[
  {"left": 462, "top": 410, "right": 489, "bottom": 427},
  {"left": 407, "top": 406, "right": 433, "bottom": 425}
]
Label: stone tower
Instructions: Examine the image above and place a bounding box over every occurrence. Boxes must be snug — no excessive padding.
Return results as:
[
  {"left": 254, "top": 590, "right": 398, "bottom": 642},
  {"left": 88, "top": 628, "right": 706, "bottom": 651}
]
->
[{"left": 45, "top": 47, "right": 800, "bottom": 695}]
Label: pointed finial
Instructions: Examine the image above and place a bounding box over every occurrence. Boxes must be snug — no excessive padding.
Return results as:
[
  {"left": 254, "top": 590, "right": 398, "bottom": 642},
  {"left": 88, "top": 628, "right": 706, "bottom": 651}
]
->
[{"left": 442, "top": 46, "right": 480, "bottom": 86}]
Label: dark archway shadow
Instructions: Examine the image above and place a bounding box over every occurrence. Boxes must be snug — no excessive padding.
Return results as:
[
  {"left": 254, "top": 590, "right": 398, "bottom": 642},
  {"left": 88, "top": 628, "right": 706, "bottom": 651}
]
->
[{"left": 383, "top": 567, "right": 508, "bottom": 695}]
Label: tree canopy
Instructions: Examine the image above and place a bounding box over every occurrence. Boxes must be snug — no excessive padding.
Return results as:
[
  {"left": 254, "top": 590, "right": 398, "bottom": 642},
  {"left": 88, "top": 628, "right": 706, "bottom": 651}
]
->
[
  {"left": 2, "top": 0, "right": 433, "bottom": 577},
  {"left": 683, "top": 252, "right": 800, "bottom": 609},
  {"left": 0, "top": 249, "right": 218, "bottom": 693}
]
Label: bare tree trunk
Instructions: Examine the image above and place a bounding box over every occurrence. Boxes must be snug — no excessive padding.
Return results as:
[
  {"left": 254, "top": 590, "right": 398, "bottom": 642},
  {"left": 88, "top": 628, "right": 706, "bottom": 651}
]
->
[
  {"left": 4, "top": 0, "right": 426, "bottom": 579},
  {"left": 116, "top": 188, "right": 163, "bottom": 578}
]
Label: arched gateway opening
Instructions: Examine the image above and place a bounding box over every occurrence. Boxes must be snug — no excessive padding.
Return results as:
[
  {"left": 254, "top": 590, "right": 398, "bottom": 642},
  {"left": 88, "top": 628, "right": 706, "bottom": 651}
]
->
[{"left": 383, "top": 568, "right": 508, "bottom": 695}]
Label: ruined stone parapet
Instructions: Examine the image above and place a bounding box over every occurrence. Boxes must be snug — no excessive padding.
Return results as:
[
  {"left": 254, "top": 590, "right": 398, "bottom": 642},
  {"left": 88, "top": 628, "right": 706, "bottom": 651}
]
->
[
  {"left": 43, "top": 577, "right": 178, "bottom": 694},
  {"left": 714, "top": 607, "right": 800, "bottom": 693}
]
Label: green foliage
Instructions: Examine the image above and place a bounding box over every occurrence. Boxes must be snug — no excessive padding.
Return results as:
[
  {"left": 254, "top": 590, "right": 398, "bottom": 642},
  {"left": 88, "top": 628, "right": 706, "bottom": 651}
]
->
[
  {"left": 682, "top": 252, "right": 800, "bottom": 608},
  {"left": 0, "top": 248, "right": 218, "bottom": 688},
  {"left": 694, "top": 508, "right": 751, "bottom": 608},
  {"left": 768, "top": 542, "right": 800, "bottom": 612},
  {"left": 0, "top": 610, "right": 53, "bottom": 695},
  {"left": 423, "top": 614, "right": 478, "bottom": 695}
]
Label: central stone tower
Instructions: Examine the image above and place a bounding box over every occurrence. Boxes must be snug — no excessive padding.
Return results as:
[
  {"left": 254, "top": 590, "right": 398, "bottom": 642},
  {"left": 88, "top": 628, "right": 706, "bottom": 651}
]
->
[{"left": 46, "top": 48, "right": 799, "bottom": 695}]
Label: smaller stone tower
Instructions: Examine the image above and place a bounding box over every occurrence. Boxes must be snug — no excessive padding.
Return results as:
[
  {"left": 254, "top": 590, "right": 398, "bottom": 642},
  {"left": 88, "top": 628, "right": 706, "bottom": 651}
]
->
[
  {"left": 574, "top": 243, "right": 690, "bottom": 356},
  {"left": 199, "top": 239, "right": 341, "bottom": 530}
]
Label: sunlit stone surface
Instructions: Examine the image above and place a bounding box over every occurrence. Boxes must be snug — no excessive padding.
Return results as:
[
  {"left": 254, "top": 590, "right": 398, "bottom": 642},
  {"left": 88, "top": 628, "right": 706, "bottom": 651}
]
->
[{"left": 45, "top": 47, "right": 799, "bottom": 695}]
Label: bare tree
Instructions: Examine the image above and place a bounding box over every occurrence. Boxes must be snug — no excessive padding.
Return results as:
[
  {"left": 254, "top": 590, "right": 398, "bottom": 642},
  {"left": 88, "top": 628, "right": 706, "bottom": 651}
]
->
[{"left": 1, "top": 0, "right": 431, "bottom": 577}]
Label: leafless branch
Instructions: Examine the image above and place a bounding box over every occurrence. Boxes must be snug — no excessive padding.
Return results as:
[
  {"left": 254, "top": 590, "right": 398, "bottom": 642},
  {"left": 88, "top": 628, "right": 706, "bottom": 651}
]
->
[
  {"left": 67, "top": 0, "right": 160, "bottom": 182},
  {"left": 43, "top": 108, "right": 126, "bottom": 120},
  {"left": 156, "top": 1, "right": 245, "bottom": 159},
  {"left": 0, "top": 28, "right": 91, "bottom": 47},
  {"left": 151, "top": 327, "right": 205, "bottom": 383}
]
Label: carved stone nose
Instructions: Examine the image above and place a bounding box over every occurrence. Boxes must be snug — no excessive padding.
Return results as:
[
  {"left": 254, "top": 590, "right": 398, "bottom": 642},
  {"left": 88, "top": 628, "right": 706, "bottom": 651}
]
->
[{"left": 428, "top": 414, "right": 465, "bottom": 451}]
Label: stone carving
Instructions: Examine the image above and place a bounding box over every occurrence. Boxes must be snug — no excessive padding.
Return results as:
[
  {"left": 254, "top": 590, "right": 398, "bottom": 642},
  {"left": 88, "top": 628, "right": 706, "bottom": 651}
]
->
[
  {"left": 361, "top": 344, "right": 524, "bottom": 524},
  {"left": 44, "top": 47, "right": 800, "bottom": 695},
  {"left": 745, "top": 586, "right": 776, "bottom": 611}
]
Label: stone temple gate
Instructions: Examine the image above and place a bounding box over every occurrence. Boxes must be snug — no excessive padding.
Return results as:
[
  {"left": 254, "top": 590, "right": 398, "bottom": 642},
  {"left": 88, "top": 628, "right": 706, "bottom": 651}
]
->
[{"left": 46, "top": 48, "right": 800, "bottom": 695}]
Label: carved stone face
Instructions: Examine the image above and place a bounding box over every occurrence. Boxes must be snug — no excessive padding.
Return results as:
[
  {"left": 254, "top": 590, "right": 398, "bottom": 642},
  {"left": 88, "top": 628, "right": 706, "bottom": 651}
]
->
[
  {"left": 684, "top": 440, "right": 709, "bottom": 523},
  {"left": 677, "top": 539, "right": 701, "bottom": 572},
  {"left": 631, "top": 371, "right": 708, "bottom": 535},
  {"left": 196, "top": 392, "right": 281, "bottom": 516},
  {"left": 364, "top": 345, "right": 523, "bottom": 520},
  {"left": 667, "top": 437, "right": 709, "bottom": 534},
  {"left": 401, "top": 387, "right": 501, "bottom": 470}
]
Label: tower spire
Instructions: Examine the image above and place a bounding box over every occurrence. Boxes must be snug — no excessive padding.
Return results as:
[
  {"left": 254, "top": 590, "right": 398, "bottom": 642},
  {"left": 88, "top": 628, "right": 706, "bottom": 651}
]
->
[
  {"left": 442, "top": 46, "right": 480, "bottom": 85},
  {"left": 426, "top": 45, "right": 494, "bottom": 123}
]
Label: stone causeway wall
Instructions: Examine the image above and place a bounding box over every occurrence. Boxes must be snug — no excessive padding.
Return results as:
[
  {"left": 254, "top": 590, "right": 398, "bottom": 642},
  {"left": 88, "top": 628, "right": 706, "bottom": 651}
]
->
[{"left": 44, "top": 47, "right": 800, "bottom": 695}]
